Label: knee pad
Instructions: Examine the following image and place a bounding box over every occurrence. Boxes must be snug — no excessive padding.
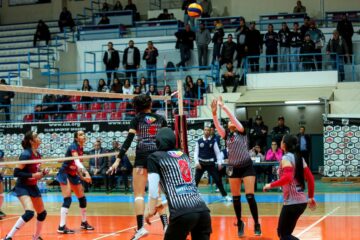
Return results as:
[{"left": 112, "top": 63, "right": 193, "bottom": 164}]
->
[
  {"left": 246, "top": 194, "right": 255, "bottom": 201},
  {"left": 22, "top": 210, "right": 35, "bottom": 222},
  {"left": 232, "top": 196, "right": 240, "bottom": 202},
  {"left": 78, "top": 196, "right": 87, "bottom": 208},
  {"left": 134, "top": 196, "right": 144, "bottom": 202},
  {"left": 37, "top": 210, "right": 47, "bottom": 222},
  {"left": 62, "top": 197, "right": 72, "bottom": 208}
]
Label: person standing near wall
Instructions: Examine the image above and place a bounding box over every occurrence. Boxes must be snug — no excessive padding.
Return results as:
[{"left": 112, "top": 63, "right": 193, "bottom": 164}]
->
[
  {"left": 212, "top": 21, "right": 224, "bottom": 64},
  {"left": 196, "top": 23, "right": 211, "bottom": 68},
  {"left": 143, "top": 41, "right": 159, "bottom": 88},
  {"left": 200, "top": 0, "right": 212, "bottom": 18},
  {"left": 0, "top": 79, "right": 15, "bottom": 122},
  {"left": 278, "top": 22, "right": 291, "bottom": 72},
  {"left": 306, "top": 20, "right": 325, "bottom": 70},
  {"left": 337, "top": 14, "right": 354, "bottom": 63},
  {"left": 175, "top": 24, "right": 195, "bottom": 69},
  {"left": 123, "top": 40, "right": 141, "bottom": 86},
  {"left": 290, "top": 22, "right": 303, "bottom": 71},
  {"left": 182, "top": 0, "right": 196, "bottom": 28},
  {"left": 103, "top": 42, "right": 120, "bottom": 87},
  {"left": 263, "top": 24, "right": 279, "bottom": 72},
  {"left": 247, "top": 21, "right": 262, "bottom": 73}
]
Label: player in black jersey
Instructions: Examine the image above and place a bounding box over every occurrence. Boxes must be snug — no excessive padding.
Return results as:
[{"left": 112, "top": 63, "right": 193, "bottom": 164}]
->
[
  {"left": 212, "top": 97, "right": 261, "bottom": 237},
  {"left": 108, "top": 94, "right": 168, "bottom": 240},
  {"left": 145, "top": 127, "right": 212, "bottom": 240}
]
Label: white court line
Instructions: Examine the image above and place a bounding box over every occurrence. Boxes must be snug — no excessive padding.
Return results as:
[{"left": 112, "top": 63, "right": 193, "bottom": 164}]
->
[
  {"left": 0, "top": 216, "right": 19, "bottom": 222},
  {"left": 296, "top": 206, "right": 340, "bottom": 238},
  {"left": 92, "top": 218, "right": 160, "bottom": 240}
]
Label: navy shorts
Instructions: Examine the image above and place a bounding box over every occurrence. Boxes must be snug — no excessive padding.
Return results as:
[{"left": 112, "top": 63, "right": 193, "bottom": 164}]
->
[
  {"left": 12, "top": 184, "right": 41, "bottom": 198},
  {"left": 226, "top": 162, "right": 256, "bottom": 178},
  {"left": 134, "top": 151, "right": 155, "bottom": 169},
  {"left": 56, "top": 171, "right": 81, "bottom": 185}
]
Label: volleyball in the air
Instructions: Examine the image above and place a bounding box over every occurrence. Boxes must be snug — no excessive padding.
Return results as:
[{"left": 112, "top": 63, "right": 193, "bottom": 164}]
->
[{"left": 187, "top": 3, "right": 203, "bottom": 18}]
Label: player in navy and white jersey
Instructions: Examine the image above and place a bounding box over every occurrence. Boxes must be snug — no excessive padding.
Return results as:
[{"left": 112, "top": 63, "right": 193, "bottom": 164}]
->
[
  {"left": 108, "top": 94, "right": 168, "bottom": 240},
  {"left": 211, "top": 96, "right": 261, "bottom": 237},
  {"left": 263, "top": 135, "right": 316, "bottom": 239},
  {"left": 145, "top": 127, "right": 212, "bottom": 240},
  {"left": 56, "top": 130, "right": 94, "bottom": 234},
  {"left": 4, "top": 131, "right": 48, "bottom": 240}
]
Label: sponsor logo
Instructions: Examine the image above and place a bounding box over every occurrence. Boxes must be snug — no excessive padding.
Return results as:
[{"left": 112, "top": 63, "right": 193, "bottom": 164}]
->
[{"left": 168, "top": 151, "right": 183, "bottom": 158}]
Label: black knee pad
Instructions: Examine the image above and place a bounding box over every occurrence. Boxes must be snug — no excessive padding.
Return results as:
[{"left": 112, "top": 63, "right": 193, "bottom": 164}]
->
[
  {"left": 78, "top": 196, "right": 87, "bottom": 208},
  {"left": 62, "top": 197, "right": 72, "bottom": 208},
  {"left": 37, "top": 210, "right": 47, "bottom": 222},
  {"left": 22, "top": 210, "right": 35, "bottom": 222},
  {"left": 246, "top": 194, "right": 255, "bottom": 201}
]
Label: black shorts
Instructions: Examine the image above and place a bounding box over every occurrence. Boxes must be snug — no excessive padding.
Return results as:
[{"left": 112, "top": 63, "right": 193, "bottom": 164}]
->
[
  {"left": 0, "top": 174, "right": 3, "bottom": 183},
  {"left": 165, "top": 211, "right": 212, "bottom": 240},
  {"left": 134, "top": 151, "right": 155, "bottom": 169},
  {"left": 226, "top": 163, "right": 256, "bottom": 178},
  {"left": 56, "top": 171, "right": 82, "bottom": 185},
  {"left": 12, "top": 184, "right": 41, "bottom": 198}
]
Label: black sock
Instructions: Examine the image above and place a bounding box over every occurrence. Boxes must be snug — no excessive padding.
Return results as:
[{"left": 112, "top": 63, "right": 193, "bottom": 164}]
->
[
  {"left": 136, "top": 215, "right": 144, "bottom": 230},
  {"left": 246, "top": 194, "right": 259, "bottom": 224},
  {"left": 160, "top": 214, "right": 168, "bottom": 228},
  {"left": 232, "top": 196, "right": 241, "bottom": 223}
]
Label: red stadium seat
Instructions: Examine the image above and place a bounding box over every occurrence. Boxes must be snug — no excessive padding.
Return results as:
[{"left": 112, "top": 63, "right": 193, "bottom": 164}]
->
[
  {"left": 119, "top": 102, "right": 128, "bottom": 111},
  {"left": 110, "top": 112, "right": 122, "bottom": 120},
  {"left": 90, "top": 102, "right": 102, "bottom": 112},
  {"left": 65, "top": 113, "right": 78, "bottom": 122},
  {"left": 80, "top": 112, "right": 93, "bottom": 121},
  {"left": 70, "top": 96, "right": 81, "bottom": 102},
  {"left": 194, "top": 99, "right": 204, "bottom": 106},
  {"left": 95, "top": 112, "right": 107, "bottom": 121},
  {"left": 76, "top": 104, "right": 87, "bottom": 113},
  {"left": 23, "top": 114, "right": 34, "bottom": 122},
  {"left": 104, "top": 102, "right": 117, "bottom": 113}
]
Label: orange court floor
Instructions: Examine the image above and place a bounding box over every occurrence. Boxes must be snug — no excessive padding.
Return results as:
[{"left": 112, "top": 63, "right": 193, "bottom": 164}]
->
[{"left": 0, "top": 193, "right": 359, "bottom": 240}]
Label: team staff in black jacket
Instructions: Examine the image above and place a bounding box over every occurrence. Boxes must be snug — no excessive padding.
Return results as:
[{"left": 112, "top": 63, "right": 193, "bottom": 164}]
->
[
  {"left": 103, "top": 42, "right": 120, "bottom": 86},
  {"left": 278, "top": 22, "right": 291, "bottom": 72},
  {"left": 123, "top": 40, "right": 141, "bottom": 85},
  {"left": 263, "top": 24, "right": 279, "bottom": 72},
  {"left": 290, "top": 22, "right": 303, "bottom": 71}
]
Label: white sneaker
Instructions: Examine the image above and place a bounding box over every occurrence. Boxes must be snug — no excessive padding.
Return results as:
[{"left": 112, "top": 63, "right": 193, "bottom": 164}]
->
[
  {"left": 131, "top": 227, "right": 148, "bottom": 240},
  {"left": 223, "top": 196, "right": 232, "bottom": 202}
]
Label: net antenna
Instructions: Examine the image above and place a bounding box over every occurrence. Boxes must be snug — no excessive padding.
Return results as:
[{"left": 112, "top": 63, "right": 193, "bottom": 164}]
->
[{"left": 174, "top": 80, "right": 189, "bottom": 155}]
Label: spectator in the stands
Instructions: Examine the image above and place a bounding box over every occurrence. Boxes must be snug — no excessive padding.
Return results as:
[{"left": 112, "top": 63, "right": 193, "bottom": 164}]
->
[
  {"left": 297, "top": 126, "right": 311, "bottom": 165},
  {"left": 157, "top": 8, "right": 171, "bottom": 20},
  {"left": 33, "top": 20, "right": 51, "bottom": 47},
  {"left": 290, "top": 22, "right": 303, "bottom": 71},
  {"left": 97, "top": 78, "right": 109, "bottom": 101},
  {"left": 123, "top": 40, "right": 140, "bottom": 85},
  {"left": 185, "top": 75, "right": 196, "bottom": 96},
  {"left": 195, "top": 78, "right": 206, "bottom": 99},
  {"left": 300, "top": 16, "right": 310, "bottom": 40},
  {"left": 57, "top": 95, "right": 74, "bottom": 116},
  {"left": 122, "top": 79, "right": 134, "bottom": 95},
  {"left": 306, "top": 20, "right": 325, "bottom": 70},
  {"left": 113, "top": 1, "right": 123, "bottom": 11},
  {"left": 220, "top": 34, "right": 237, "bottom": 66},
  {"left": 293, "top": 1, "right": 306, "bottom": 13},
  {"left": 98, "top": 15, "right": 110, "bottom": 25},
  {"left": 249, "top": 143, "right": 265, "bottom": 161},
  {"left": 142, "top": 41, "right": 159, "bottom": 87},
  {"left": 247, "top": 21, "right": 262, "bottom": 72},
  {"left": 271, "top": 116, "right": 290, "bottom": 145},
  {"left": 300, "top": 33, "right": 316, "bottom": 71},
  {"left": 263, "top": 24, "right": 279, "bottom": 72},
  {"left": 133, "top": 86, "right": 141, "bottom": 94},
  {"left": 221, "top": 62, "right": 239, "bottom": 93},
  {"left": 58, "top": 7, "right": 75, "bottom": 33},
  {"left": 337, "top": 14, "right": 354, "bottom": 63},
  {"left": 184, "top": 85, "right": 196, "bottom": 100},
  {"left": 103, "top": 42, "right": 120, "bottom": 86},
  {"left": 212, "top": 20, "right": 224, "bottom": 64},
  {"left": 0, "top": 79, "right": 15, "bottom": 121},
  {"left": 102, "top": 2, "right": 110, "bottom": 11},
  {"left": 175, "top": 24, "right": 195, "bottom": 69},
  {"left": 265, "top": 140, "right": 283, "bottom": 161},
  {"left": 234, "top": 17, "right": 249, "bottom": 68},
  {"left": 146, "top": 84, "right": 159, "bottom": 96},
  {"left": 110, "top": 78, "right": 123, "bottom": 94},
  {"left": 278, "top": 22, "right": 291, "bottom": 72},
  {"left": 88, "top": 140, "right": 110, "bottom": 192},
  {"left": 196, "top": 23, "right": 211, "bottom": 67},
  {"left": 182, "top": 0, "right": 196, "bottom": 27},
  {"left": 80, "top": 79, "right": 93, "bottom": 106},
  {"left": 326, "top": 30, "right": 349, "bottom": 82},
  {"left": 139, "top": 77, "right": 148, "bottom": 94},
  {"left": 249, "top": 115, "right": 268, "bottom": 150},
  {"left": 124, "top": 0, "right": 138, "bottom": 20},
  {"left": 35, "top": 94, "right": 58, "bottom": 121},
  {"left": 200, "top": 0, "right": 212, "bottom": 18}
]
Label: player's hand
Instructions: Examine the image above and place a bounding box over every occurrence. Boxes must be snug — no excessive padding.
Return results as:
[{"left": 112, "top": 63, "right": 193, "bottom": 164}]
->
[
  {"left": 42, "top": 168, "right": 50, "bottom": 176},
  {"left": 196, "top": 164, "right": 202, "bottom": 170},
  {"left": 211, "top": 99, "right": 218, "bottom": 115},
  {"left": 33, "top": 172, "right": 43, "bottom": 180},
  {"left": 217, "top": 96, "right": 224, "bottom": 107},
  {"left": 84, "top": 172, "right": 92, "bottom": 184},
  {"left": 107, "top": 161, "right": 119, "bottom": 175},
  {"left": 308, "top": 198, "right": 317, "bottom": 211},
  {"left": 263, "top": 183, "right": 271, "bottom": 192}
]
